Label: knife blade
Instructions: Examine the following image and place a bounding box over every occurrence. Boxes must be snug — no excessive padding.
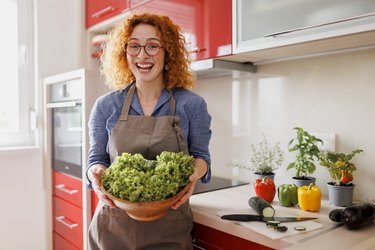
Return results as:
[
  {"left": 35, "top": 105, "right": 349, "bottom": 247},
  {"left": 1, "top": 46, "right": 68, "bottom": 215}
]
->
[{"left": 221, "top": 214, "right": 317, "bottom": 223}]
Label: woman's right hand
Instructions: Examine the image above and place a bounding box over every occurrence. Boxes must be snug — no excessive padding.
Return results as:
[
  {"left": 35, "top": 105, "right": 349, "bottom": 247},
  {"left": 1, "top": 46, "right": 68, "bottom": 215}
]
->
[{"left": 89, "top": 164, "right": 116, "bottom": 208}]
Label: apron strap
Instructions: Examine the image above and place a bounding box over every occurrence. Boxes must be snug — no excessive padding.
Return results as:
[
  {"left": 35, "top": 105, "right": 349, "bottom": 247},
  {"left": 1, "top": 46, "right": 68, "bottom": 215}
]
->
[
  {"left": 173, "top": 118, "right": 189, "bottom": 155},
  {"left": 168, "top": 89, "right": 176, "bottom": 115},
  {"left": 120, "top": 83, "right": 136, "bottom": 121}
]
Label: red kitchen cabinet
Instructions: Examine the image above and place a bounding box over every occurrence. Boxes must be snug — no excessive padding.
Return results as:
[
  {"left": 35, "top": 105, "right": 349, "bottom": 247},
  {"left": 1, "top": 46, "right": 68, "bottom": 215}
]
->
[
  {"left": 53, "top": 232, "right": 80, "bottom": 250},
  {"left": 52, "top": 171, "right": 83, "bottom": 249},
  {"left": 86, "top": 0, "right": 130, "bottom": 28},
  {"left": 53, "top": 171, "right": 82, "bottom": 207},
  {"left": 191, "top": 222, "right": 274, "bottom": 250},
  {"left": 133, "top": 0, "right": 232, "bottom": 61}
]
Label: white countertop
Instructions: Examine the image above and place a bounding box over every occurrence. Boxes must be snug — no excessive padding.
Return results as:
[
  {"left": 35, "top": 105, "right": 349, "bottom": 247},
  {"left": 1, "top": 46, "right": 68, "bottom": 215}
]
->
[{"left": 190, "top": 184, "right": 375, "bottom": 250}]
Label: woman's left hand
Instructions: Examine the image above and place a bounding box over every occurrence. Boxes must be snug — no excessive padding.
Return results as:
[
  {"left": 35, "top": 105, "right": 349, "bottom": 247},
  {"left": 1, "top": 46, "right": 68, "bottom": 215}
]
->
[{"left": 171, "top": 158, "right": 208, "bottom": 209}]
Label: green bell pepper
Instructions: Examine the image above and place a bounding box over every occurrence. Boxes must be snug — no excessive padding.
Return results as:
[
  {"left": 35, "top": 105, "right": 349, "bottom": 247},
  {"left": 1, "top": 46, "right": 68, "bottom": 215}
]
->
[{"left": 278, "top": 184, "right": 298, "bottom": 207}]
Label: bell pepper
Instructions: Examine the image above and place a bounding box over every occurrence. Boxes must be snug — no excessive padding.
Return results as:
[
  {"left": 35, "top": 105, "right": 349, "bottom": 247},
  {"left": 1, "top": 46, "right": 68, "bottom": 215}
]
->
[
  {"left": 254, "top": 177, "right": 276, "bottom": 203},
  {"left": 278, "top": 184, "right": 298, "bottom": 207},
  {"left": 297, "top": 183, "right": 321, "bottom": 212}
]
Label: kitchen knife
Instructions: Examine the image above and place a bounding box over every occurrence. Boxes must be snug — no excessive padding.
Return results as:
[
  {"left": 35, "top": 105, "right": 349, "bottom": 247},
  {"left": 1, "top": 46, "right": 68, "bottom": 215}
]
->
[{"left": 221, "top": 214, "right": 317, "bottom": 222}]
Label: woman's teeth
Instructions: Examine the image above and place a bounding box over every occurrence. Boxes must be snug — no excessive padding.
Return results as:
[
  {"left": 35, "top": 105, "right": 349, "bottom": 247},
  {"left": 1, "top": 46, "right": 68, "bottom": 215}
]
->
[{"left": 136, "top": 63, "right": 153, "bottom": 69}]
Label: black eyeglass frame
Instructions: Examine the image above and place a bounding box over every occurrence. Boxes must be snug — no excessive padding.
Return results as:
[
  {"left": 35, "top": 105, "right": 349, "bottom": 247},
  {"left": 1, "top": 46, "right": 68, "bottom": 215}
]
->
[{"left": 125, "top": 43, "right": 164, "bottom": 57}]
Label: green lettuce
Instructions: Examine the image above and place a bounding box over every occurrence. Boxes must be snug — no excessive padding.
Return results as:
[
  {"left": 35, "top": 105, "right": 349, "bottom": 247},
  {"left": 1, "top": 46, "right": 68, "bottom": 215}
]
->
[{"left": 102, "top": 151, "right": 194, "bottom": 202}]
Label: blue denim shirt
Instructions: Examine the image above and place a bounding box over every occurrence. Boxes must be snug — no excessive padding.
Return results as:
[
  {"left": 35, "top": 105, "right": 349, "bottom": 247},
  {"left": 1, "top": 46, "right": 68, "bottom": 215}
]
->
[{"left": 86, "top": 86, "right": 212, "bottom": 184}]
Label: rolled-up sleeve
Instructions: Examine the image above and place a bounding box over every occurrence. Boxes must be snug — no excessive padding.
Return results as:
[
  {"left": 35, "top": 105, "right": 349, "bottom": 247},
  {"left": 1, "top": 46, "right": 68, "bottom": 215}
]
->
[
  {"left": 86, "top": 97, "right": 111, "bottom": 187},
  {"left": 186, "top": 96, "right": 212, "bottom": 183}
]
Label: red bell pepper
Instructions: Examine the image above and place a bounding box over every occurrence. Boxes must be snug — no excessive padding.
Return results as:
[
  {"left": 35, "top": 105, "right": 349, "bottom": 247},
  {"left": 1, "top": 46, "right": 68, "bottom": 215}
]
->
[{"left": 254, "top": 177, "right": 276, "bottom": 203}]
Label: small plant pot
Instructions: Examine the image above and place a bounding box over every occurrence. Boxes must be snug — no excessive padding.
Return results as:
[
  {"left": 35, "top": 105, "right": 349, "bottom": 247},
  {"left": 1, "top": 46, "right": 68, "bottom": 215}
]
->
[
  {"left": 327, "top": 182, "right": 354, "bottom": 207},
  {"left": 254, "top": 172, "right": 275, "bottom": 181},
  {"left": 292, "top": 176, "right": 316, "bottom": 188}
]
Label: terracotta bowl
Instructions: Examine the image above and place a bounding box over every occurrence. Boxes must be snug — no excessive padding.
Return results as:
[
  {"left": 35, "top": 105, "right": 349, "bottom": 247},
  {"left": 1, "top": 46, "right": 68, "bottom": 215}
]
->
[{"left": 100, "top": 182, "right": 191, "bottom": 221}]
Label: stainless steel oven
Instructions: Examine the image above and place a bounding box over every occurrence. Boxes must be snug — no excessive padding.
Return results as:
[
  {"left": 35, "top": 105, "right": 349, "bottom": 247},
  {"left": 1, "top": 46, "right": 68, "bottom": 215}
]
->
[{"left": 46, "top": 78, "right": 83, "bottom": 178}]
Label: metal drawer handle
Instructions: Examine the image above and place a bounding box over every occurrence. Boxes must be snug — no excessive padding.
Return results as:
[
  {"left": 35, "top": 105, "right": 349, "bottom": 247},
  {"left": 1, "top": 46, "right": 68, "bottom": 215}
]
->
[
  {"left": 55, "top": 184, "right": 79, "bottom": 195},
  {"left": 45, "top": 101, "right": 80, "bottom": 108},
  {"left": 192, "top": 242, "right": 208, "bottom": 250},
  {"left": 91, "top": 6, "right": 116, "bottom": 19},
  {"left": 264, "top": 12, "right": 375, "bottom": 37},
  {"left": 55, "top": 216, "right": 78, "bottom": 229},
  {"left": 187, "top": 47, "right": 207, "bottom": 53}
]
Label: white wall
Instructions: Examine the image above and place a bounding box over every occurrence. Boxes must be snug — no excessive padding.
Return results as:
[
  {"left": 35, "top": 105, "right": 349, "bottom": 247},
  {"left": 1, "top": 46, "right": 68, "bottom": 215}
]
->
[
  {"left": 195, "top": 47, "right": 375, "bottom": 202},
  {"left": 0, "top": 1, "right": 84, "bottom": 250}
]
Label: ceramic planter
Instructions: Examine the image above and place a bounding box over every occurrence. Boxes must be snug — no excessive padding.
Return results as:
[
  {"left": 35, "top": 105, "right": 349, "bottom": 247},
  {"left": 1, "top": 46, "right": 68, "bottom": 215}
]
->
[
  {"left": 327, "top": 182, "right": 354, "bottom": 207},
  {"left": 292, "top": 176, "right": 316, "bottom": 188},
  {"left": 254, "top": 172, "right": 275, "bottom": 181}
]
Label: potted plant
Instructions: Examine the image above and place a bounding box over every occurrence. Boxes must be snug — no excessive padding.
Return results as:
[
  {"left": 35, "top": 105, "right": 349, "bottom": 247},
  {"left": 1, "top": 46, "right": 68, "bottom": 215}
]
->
[
  {"left": 319, "top": 149, "right": 364, "bottom": 206},
  {"left": 230, "top": 135, "right": 284, "bottom": 181},
  {"left": 287, "top": 127, "right": 323, "bottom": 187}
]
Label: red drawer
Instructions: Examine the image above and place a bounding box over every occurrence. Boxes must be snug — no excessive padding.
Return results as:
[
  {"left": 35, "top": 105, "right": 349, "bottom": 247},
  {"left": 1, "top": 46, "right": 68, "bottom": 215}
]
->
[
  {"left": 53, "top": 232, "right": 81, "bottom": 250},
  {"left": 53, "top": 196, "right": 83, "bottom": 249},
  {"left": 53, "top": 171, "right": 82, "bottom": 208}
]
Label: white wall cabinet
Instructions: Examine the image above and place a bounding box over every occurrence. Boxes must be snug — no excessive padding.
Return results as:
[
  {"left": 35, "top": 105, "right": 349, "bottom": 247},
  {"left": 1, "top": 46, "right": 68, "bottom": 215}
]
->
[{"left": 229, "top": 0, "right": 375, "bottom": 64}]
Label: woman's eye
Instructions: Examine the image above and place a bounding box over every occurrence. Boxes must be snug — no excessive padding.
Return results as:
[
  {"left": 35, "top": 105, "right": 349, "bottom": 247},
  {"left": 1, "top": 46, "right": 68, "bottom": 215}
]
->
[
  {"left": 147, "top": 44, "right": 159, "bottom": 49},
  {"left": 128, "top": 44, "right": 140, "bottom": 49}
]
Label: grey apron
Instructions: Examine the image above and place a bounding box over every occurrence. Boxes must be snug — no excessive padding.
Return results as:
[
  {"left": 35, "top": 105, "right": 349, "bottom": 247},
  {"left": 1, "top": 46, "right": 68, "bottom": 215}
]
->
[{"left": 88, "top": 84, "right": 193, "bottom": 250}]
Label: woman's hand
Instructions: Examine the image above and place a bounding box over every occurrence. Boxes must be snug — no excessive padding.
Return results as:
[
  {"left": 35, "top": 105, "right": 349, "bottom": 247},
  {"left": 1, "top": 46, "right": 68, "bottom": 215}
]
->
[
  {"left": 89, "top": 164, "right": 116, "bottom": 208},
  {"left": 171, "top": 158, "right": 208, "bottom": 209}
]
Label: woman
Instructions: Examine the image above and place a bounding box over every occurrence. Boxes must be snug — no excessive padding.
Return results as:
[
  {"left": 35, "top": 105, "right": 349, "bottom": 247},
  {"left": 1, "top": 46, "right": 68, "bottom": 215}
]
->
[{"left": 86, "top": 13, "right": 212, "bottom": 249}]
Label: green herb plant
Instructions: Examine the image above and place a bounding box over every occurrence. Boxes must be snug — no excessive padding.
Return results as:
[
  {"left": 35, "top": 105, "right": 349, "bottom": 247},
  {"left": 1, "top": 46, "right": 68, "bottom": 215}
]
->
[
  {"left": 229, "top": 134, "right": 284, "bottom": 175},
  {"left": 102, "top": 151, "right": 194, "bottom": 202},
  {"left": 319, "top": 149, "right": 363, "bottom": 185},
  {"left": 287, "top": 127, "right": 323, "bottom": 179}
]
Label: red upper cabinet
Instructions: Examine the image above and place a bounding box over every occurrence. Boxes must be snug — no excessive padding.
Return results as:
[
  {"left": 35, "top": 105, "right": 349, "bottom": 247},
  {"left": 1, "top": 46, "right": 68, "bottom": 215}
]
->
[
  {"left": 133, "top": 0, "right": 232, "bottom": 60},
  {"left": 86, "top": 0, "right": 130, "bottom": 28}
]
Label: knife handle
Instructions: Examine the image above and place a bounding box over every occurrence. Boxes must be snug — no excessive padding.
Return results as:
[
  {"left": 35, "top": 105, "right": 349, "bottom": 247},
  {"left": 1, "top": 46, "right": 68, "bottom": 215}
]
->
[{"left": 221, "top": 214, "right": 264, "bottom": 222}]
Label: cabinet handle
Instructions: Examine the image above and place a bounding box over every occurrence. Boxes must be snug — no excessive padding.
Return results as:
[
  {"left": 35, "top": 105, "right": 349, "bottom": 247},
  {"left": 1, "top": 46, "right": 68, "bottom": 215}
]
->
[
  {"left": 264, "top": 12, "right": 375, "bottom": 37},
  {"left": 55, "top": 216, "right": 78, "bottom": 229},
  {"left": 55, "top": 184, "right": 79, "bottom": 195},
  {"left": 188, "top": 47, "right": 207, "bottom": 53},
  {"left": 46, "top": 101, "right": 80, "bottom": 109},
  {"left": 91, "top": 6, "right": 116, "bottom": 19},
  {"left": 192, "top": 242, "right": 208, "bottom": 250}
]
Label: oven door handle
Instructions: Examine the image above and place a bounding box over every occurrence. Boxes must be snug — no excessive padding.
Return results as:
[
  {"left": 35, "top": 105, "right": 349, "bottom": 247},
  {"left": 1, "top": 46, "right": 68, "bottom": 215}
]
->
[{"left": 46, "top": 101, "right": 81, "bottom": 108}]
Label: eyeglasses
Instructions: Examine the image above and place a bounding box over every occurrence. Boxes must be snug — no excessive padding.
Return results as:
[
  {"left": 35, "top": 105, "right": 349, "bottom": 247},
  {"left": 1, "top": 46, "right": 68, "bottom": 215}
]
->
[{"left": 125, "top": 42, "right": 164, "bottom": 56}]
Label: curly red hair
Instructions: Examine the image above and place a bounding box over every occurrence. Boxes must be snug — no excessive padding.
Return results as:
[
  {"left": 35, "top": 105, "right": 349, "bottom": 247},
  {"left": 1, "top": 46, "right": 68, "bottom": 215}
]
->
[{"left": 101, "top": 12, "right": 196, "bottom": 90}]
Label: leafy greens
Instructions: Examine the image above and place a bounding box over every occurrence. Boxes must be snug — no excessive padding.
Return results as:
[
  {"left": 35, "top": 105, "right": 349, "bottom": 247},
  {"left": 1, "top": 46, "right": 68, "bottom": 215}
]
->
[{"left": 102, "top": 151, "right": 194, "bottom": 202}]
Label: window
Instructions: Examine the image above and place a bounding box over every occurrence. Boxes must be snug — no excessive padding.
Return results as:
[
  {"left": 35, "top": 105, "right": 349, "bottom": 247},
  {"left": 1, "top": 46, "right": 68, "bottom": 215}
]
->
[{"left": 0, "top": 0, "right": 35, "bottom": 148}]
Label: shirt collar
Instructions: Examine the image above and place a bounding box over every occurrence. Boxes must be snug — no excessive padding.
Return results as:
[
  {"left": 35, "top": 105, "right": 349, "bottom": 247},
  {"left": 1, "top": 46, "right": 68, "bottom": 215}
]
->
[{"left": 131, "top": 88, "right": 171, "bottom": 115}]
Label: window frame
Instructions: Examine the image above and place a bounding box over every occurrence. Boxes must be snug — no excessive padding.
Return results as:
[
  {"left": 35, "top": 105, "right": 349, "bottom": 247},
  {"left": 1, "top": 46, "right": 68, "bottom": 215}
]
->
[{"left": 0, "top": 0, "right": 36, "bottom": 148}]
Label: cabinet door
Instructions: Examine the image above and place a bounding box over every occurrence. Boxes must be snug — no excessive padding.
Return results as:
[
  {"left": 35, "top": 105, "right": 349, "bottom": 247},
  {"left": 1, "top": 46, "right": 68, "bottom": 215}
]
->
[
  {"left": 86, "top": 0, "right": 130, "bottom": 28},
  {"left": 133, "top": 0, "right": 232, "bottom": 60},
  {"left": 191, "top": 222, "right": 274, "bottom": 250},
  {"left": 53, "top": 171, "right": 82, "bottom": 208},
  {"left": 234, "top": 0, "right": 375, "bottom": 55},
  {"left": 53, "top": 232, "right": 81, "bottom": 250},
  {"left": 53, "top": 196, "right": 83, "bottom": 249}
]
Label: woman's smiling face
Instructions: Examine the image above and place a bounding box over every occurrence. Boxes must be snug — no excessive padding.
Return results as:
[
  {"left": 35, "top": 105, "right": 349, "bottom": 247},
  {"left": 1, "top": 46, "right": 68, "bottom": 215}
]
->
[{"left": 126, "top": 24, "right": 165, "bottom": 86}]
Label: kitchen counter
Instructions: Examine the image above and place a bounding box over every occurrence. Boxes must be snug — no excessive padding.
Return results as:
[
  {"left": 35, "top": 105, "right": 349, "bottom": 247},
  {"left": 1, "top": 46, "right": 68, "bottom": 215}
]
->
[{"left": 189, "top": 184, "right": 375, "bottom": 250}]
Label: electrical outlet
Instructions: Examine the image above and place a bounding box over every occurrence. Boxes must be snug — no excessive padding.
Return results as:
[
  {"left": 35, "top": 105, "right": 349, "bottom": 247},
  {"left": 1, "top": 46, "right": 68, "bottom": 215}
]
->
[{"left": 311, "top": 133, "right": 336, "bottom": 152}]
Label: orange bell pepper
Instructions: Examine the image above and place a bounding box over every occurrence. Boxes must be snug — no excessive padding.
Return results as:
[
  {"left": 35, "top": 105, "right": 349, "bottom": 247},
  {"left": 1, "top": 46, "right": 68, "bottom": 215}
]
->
[{"left": 297, "top": 183, "right": 321, "bottom": 212}]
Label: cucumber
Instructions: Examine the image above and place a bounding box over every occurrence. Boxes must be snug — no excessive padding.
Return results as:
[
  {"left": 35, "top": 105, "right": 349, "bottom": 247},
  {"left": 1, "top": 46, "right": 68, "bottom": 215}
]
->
[
  {"left": 329, "top": 209, "right": 343, "bottom": 223},
  {"left": 248, "top": 196, "right": 275, "bottom": 218}
]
